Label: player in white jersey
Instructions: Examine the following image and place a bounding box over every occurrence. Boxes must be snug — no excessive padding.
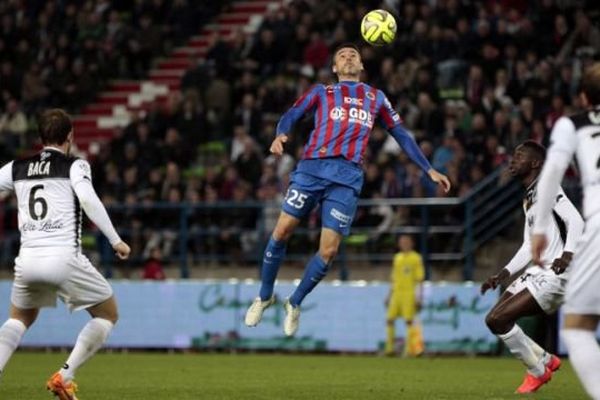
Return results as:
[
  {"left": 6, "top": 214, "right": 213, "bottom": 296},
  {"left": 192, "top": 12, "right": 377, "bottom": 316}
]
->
[
  {"left": 0, "top": 109, "right": 130, "bottom": 400},
  {"left": 532, "top": 64, "right": 600, "bottom": 399},
  {"left": 481, "top": 140, "right": 584, "bottom": 393}
]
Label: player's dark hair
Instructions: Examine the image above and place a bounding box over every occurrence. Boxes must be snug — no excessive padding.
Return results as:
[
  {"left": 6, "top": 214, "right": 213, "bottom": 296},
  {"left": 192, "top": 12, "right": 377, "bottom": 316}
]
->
[
  {"left": 581, "top": 63, "right": 600, "bottom": 105},
  {"left": 39, "top": 109, "right": 72, "bottom": 145},
  {"left": 334, "top": 42, "right": 360, "bottom": 56},
  {"left": 520, "top": 140, "right": 546, "bottom": 162}
]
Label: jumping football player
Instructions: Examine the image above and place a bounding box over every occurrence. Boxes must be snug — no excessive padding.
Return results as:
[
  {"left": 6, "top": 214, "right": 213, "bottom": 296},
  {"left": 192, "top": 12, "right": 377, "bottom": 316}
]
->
[{"left": 245, "top": 43, "right": 451, "bottom": 336}]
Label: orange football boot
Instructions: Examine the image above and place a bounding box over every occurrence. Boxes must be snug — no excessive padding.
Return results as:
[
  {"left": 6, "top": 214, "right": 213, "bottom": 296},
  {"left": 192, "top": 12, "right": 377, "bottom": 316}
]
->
[
  {"left": 46, "top": 372, "right": 79, "bottom": 400},
  {"left": 515, "top": 367, "right": 552, "bottom": 394},
  {"left": 546, "top": 354, "right": 562, "bottom": 372}
]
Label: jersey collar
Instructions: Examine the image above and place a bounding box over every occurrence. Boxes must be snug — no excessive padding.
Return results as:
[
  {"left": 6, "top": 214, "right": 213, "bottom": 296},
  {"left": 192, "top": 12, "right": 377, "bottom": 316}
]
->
[{"left": 43, "top": 146, "right": 65, "bottom": 154}]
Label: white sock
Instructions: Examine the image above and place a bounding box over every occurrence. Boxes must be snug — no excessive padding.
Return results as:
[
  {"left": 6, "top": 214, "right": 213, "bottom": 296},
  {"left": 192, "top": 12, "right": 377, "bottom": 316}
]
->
[
  {"left": 525, "top": 335, "right": 551, "bottom": 364},
  {"left": 0, "top": 319, "right": 27, "bottom": 375},
  {"left": 498, "top": 325, "right": 545, "bottom": 377},
  {"left": 562, "top": 329, "right": 600, "bottom": 400},
  {"left": 60, "top": 318, "right": 113, "bottom": 383}
]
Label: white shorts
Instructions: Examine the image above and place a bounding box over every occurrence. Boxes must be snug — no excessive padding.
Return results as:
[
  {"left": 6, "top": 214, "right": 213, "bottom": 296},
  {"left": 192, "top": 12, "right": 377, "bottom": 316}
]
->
[
  {"left": 10, "top": 248, "right": 113, "bottom": 312},
  {"left": 507, "top": 268, "right": 567, "bottom": 314},
  {"left": 564, "top": 215, "right": 600, "bottom": 315}
]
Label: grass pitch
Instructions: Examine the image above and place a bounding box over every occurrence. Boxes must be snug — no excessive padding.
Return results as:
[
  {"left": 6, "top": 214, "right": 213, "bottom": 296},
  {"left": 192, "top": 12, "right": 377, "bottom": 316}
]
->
[{"left": 0, "top": 352, "right": 587, "bottom": 399}]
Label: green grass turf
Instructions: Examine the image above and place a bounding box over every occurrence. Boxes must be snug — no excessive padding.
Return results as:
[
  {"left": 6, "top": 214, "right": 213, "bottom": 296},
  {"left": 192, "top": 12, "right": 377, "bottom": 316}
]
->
[{"left": 0, "top": 353, "right": 588, "bottom": 400}]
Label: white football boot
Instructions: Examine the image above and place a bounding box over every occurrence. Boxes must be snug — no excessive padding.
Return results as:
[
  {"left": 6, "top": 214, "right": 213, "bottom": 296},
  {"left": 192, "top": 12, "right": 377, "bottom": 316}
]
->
[
  {"left": 245, "top": 296, "right": 275, "bottom": 326},
  {"left": 283, "top": 299, "right": 301, "bottom": 336}
]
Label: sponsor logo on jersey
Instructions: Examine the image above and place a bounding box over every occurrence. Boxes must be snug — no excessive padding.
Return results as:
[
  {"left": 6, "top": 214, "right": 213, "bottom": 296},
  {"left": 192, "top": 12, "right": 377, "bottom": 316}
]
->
[
  {"left": 344, "top": 97, "right": 363, "bottom": 106},
  {"left": 27, "top": 161, "right": 50, "bottom": 176},
  {"left": 40, "top": 152, "right": 51, "bottom": 161},
  {"left": 329, "top": 107, "right": 373, "bottom": 127},
  {"left": 527, "top": 215, "right": 534, "bottom": 228},
  {"left": 330, "top": 107, "right": 346, "bottom": 120},
  {"left": 21, "top": 220, "right": 64, "bottom": 232},
  {"left": 366, "top": 92, "right": 376, "bottom": 101}
]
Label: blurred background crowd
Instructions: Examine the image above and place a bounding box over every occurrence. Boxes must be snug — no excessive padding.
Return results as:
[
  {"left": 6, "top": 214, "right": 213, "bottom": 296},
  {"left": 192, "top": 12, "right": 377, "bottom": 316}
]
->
[{"left": 0, "top": 0, "right": 598, "bottom": 272}]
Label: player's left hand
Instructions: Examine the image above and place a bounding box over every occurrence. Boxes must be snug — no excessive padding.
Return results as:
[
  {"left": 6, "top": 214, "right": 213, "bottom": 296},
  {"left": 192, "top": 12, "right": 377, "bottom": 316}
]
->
[
  {"left": 531, "top": 234, "right": 548, "bottom": 266},
  {"left": 428, "top": 169, "right": 451, "bottom": 193},
  {"left": 551, "top": 251, "right": 573, "bottom": 275}
]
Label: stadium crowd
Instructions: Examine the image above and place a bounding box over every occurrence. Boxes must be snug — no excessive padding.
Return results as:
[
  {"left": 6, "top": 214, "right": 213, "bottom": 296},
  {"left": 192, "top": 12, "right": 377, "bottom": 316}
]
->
[
  {"left": 0, "top": 0, "right": 227, "bottom": 156},
  {"left": 0, "top": 0, "right": 599, "bottom": 266}
]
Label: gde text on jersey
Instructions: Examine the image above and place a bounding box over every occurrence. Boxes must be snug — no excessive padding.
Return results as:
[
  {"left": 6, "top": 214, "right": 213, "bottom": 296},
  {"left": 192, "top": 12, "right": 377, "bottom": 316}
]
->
[
  {"left": 329, "top": 106, "right": 374, "bottom": 128},
  {"left": 27, "top": 161, "right": 50, "bottom": 177}
]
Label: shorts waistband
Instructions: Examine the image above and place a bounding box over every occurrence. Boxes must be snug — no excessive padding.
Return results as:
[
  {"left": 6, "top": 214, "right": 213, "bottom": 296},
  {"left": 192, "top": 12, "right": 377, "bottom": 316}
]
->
[{"left": 19, "top": 247, "right": 80, "bottom": 257}]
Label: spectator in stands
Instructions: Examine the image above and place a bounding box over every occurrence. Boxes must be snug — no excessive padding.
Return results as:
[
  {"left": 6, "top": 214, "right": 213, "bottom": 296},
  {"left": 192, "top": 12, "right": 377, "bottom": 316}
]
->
[
  {"left": 142, "top": 247, "right": 166, "bottom": 280},
  {"left": 0, "top": 99, "right": 27, "bottom": 153}
]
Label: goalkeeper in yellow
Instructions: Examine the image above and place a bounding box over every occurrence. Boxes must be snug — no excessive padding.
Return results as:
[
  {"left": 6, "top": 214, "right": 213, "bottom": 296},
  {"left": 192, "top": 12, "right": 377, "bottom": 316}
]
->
[{"left": 385, "top": 235, "right": 425, "bottom": 356}]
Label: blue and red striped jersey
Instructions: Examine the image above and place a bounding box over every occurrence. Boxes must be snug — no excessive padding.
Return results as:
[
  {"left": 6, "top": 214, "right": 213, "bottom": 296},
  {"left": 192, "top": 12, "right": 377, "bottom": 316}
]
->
[{"left": 276, "top": 81, "right": 431, "bottom": 172}]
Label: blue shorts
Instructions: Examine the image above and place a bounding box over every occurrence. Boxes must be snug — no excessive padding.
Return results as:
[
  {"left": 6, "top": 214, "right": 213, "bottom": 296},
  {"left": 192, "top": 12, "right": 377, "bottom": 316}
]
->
[{"left": 281, "top": 171, "right": 359, "bottom": 236}]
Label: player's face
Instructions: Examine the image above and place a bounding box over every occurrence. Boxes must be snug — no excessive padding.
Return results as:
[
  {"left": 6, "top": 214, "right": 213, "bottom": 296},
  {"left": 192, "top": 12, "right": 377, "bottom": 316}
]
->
[
  {"left": 333, "top": 48, "right": 363, "bottom": 77},
  {"left": 398, "top": 236, "right": 413, "bottom": 252},
  {"left": 509, "top": 145, "right": 535, "bottom": 177}
]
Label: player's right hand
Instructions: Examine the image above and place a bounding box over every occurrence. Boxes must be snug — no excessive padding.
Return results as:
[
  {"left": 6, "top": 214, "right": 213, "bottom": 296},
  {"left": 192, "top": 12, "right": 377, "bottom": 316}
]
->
[
  {"left": 480, "top": 269, "right": 510, "bottom": 295},
  {"left": 113, "top": 241, "right": 131, "bottom": 260},
  {"left": 270, "top": 135, "right": 288, "bottom": 156}
]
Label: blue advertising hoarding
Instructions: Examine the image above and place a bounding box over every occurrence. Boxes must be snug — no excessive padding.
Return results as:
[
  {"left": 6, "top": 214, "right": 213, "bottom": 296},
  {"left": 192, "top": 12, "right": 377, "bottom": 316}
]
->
[{"left": 0, "top": 280, "right": 498, "bottom": 353}]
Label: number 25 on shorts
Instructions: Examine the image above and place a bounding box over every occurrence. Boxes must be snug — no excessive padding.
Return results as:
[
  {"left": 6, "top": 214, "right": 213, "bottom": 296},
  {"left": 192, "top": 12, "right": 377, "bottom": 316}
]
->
[{"left": 285, "top": 189, "right": 308, "bottom": 209}]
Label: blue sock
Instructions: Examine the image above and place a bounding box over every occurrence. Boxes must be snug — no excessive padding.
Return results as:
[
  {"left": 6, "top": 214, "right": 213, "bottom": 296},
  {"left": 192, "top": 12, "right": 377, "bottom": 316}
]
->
[
  {"left": 259, "top": 237, "right": 287, "bottom": 301},
  {"left": 289, "top": 253, "right": 329, "bottom": 307}
]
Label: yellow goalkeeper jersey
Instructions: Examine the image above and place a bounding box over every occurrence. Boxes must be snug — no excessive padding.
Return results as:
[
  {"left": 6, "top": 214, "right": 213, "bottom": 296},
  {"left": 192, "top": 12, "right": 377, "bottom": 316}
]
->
[{"left": 391, "top": 251, "right": 424, "bottom": 292}]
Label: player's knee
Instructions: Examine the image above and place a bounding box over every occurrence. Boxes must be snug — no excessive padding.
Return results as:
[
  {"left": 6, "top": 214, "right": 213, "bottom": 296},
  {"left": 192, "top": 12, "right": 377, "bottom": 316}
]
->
[
  {"left": 319, "top": 246, "right": 338, "bottom": 263},
  {"left": 272, "top": 225, "right": 294, "bottom": 242},
  {"left": 485, "top": 311, "right": 509, "bottom": 334}
]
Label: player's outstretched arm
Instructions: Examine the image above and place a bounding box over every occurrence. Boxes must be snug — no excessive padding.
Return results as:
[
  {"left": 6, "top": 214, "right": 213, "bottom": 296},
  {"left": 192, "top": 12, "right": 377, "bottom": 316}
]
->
[
  {"left": 274, "top": 85, "right": 321, "bottom": 145},
  {"left": 388, "top": 125, "right": 451, "bottom": 193},
  {"left": 70, "top": 159, "right": 130, "bottom": 260},
  {"left": 378, "top": 92, "right": 451, "bottom": 193}
]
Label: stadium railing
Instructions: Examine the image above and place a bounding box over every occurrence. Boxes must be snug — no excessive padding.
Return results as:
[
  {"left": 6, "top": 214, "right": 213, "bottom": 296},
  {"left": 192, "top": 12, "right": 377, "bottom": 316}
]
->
[{"left": 0, "top": 167, "right": 523, "bottom": 280}]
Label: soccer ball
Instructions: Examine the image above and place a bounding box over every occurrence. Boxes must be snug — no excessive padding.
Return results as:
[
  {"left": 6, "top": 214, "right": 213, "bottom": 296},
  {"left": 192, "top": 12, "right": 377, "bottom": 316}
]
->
[{"left": 360, "top": 9, "right": 397, "bottom": 46}]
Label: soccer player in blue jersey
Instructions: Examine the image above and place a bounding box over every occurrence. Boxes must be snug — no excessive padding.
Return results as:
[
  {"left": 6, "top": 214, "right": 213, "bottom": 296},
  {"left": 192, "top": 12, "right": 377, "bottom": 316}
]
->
[{"left": 245, "top": 43, "right": 451, "bottom": 336}]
